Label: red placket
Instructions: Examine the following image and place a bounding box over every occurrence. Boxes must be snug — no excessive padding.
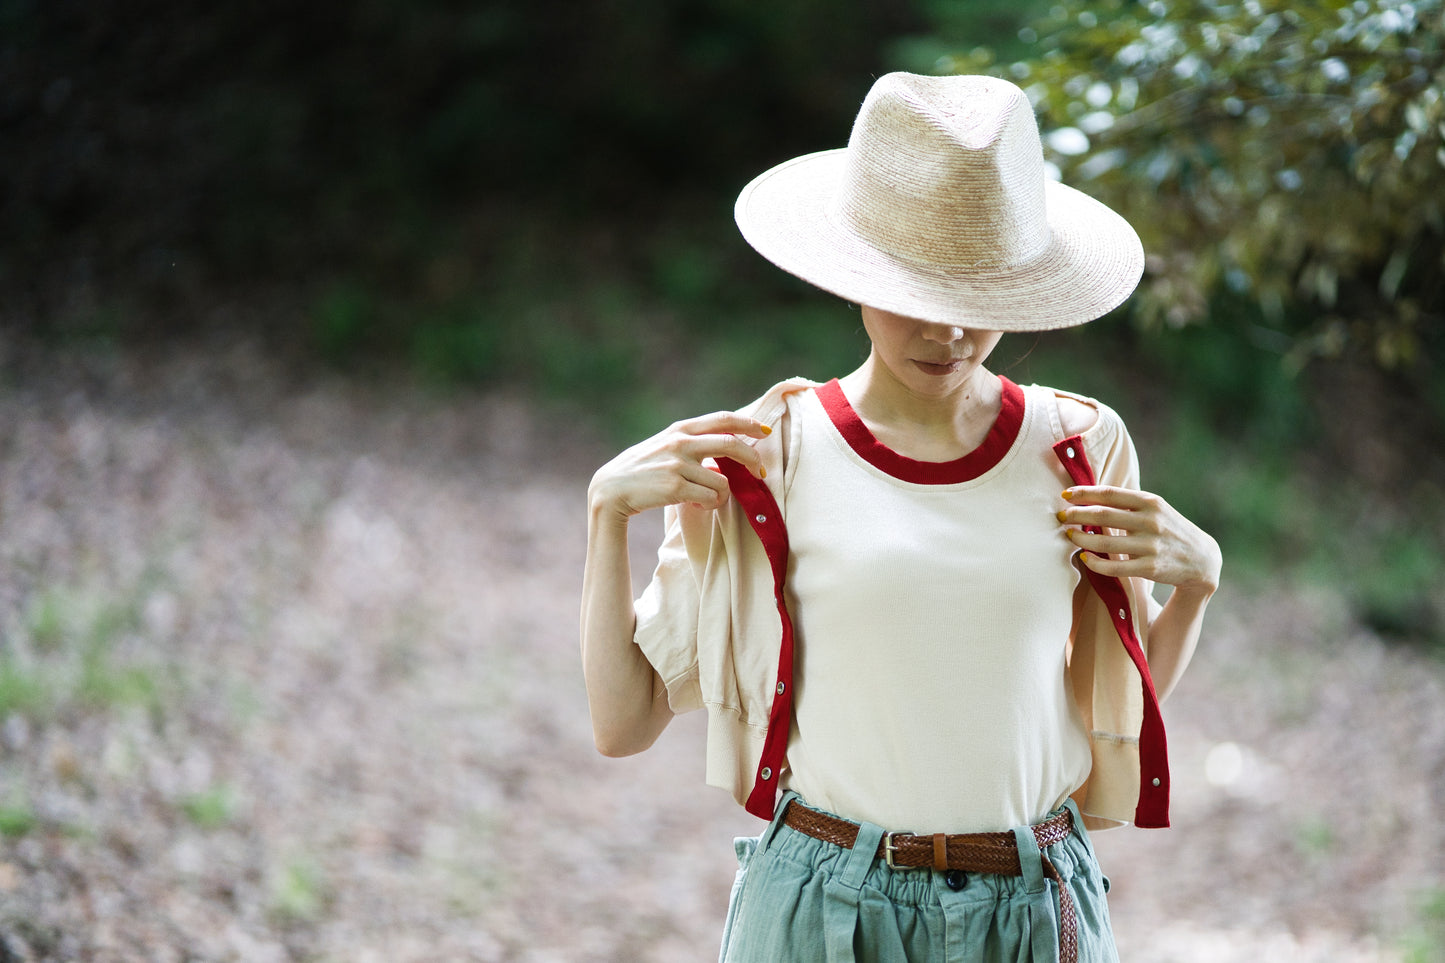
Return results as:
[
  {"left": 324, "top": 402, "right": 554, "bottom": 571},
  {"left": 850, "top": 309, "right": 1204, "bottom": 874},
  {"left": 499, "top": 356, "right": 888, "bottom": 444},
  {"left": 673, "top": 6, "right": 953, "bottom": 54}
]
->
[
  {"left": 715, "top": 458, "right": 796, "bottom": 820},
  {"left": 1054, "top": 436, "right": 1171, "bottom": 829}
]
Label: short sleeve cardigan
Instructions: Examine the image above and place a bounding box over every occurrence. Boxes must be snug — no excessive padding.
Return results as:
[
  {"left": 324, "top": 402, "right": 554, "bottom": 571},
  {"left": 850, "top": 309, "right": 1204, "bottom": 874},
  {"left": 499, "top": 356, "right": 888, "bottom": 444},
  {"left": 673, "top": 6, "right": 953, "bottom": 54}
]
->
[{"left": 632, "top": 378, "right": 1170, "bottom": 831}]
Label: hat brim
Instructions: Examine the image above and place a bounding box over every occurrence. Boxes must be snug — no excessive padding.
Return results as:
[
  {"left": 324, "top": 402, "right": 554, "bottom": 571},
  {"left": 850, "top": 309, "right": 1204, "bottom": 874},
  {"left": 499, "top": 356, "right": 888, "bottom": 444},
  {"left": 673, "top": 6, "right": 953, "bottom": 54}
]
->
[{"left": 735, "top": 149, "right": 1144, "bottom": 332}]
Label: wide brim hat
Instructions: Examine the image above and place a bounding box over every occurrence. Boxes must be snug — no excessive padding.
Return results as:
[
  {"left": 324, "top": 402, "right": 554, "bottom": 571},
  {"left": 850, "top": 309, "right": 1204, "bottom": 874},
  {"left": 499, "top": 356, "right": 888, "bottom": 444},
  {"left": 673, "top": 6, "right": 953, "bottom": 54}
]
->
[{"left": 735, "top": 73, "right": 1144, "bottom": 332}]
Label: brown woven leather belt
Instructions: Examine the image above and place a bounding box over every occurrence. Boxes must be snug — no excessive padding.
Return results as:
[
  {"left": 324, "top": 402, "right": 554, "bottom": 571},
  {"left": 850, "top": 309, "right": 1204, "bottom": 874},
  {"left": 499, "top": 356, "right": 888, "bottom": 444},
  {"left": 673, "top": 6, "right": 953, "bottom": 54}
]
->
[{"left": 782, "top": 800, "right": 1079, "bottom": 963}]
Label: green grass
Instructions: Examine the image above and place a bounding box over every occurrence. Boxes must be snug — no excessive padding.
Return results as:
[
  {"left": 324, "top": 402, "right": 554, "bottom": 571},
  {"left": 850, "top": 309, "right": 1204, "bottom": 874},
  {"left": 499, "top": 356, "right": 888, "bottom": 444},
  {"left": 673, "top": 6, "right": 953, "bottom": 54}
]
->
[
  {"left": 0, "top": 658, "right": 50, "bottom": 719},
  {"left": 2, "top": 580, "right": 173, "bottom": 721},
  {"left": 26, "top": 590, "right": 67, "bottom": 652},
  {"left": 269, "top": 855, "right": 329, "bottom": 922},
  {"left": 1402, "top": 887, "right": 1445, "bottom": 963},
  {"left": 179, "top": 785, "right": 238, "bottom": 830},
  {"left": 0, "top": 802, "right": 38, "bottom": 839},
  {"left": 76, "top": 642, "right": 162, "bottom": 713},
  {"left": 1292, "top": 815, "right": 1337, "bottom": 862}
]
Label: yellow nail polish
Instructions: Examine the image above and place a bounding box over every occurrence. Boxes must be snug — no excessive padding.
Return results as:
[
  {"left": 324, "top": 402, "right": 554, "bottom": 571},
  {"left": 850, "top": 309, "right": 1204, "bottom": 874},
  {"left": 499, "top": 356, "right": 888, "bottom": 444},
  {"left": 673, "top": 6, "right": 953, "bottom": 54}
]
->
[
  {"left": 760, "top": 424, "right": 773, "bottom": 436},
  {"left": 760, "top": 466, "right": 768, "bottom": 479},
  {"left": 1056, "top": 510, "right": 1067, "bottom": 522}
]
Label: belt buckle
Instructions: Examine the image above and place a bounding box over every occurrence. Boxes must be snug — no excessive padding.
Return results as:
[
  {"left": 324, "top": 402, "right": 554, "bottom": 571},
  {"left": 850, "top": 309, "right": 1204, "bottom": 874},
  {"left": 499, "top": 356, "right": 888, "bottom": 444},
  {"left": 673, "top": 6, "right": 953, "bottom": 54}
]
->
[{"left": 882, "top": 831, "right": 918, "bottom": 870}]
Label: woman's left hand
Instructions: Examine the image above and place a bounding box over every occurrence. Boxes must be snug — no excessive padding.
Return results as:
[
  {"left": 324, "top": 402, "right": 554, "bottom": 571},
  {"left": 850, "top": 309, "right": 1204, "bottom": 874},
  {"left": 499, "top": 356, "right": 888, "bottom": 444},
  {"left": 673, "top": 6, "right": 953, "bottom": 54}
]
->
[{"left": 1058, "top": 486, "right": 1222, "bottom": 597}]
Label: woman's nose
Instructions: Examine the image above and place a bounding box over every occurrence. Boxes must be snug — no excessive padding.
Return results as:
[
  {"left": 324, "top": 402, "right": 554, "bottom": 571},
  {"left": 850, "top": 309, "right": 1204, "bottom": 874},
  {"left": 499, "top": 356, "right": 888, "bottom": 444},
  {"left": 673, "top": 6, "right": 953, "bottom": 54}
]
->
[{"left": 920, "top": 323, "right": 966, "bottom": 344}]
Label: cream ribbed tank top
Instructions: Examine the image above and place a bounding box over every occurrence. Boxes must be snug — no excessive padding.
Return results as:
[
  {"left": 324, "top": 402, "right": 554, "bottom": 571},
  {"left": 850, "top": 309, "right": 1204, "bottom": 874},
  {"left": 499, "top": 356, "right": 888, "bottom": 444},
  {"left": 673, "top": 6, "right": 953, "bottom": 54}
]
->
[{"left": 780, "top": 378, "right": 1092, "bottom": 834}]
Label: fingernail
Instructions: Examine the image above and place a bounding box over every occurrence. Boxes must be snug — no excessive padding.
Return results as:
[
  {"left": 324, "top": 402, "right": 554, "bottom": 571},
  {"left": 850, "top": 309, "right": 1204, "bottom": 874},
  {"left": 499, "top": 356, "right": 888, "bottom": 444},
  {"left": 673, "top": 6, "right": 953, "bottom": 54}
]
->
[
  {"left": 1056, "top": 510, "right": 1067, "bottom": 522},
  {"left": 759, "top": 424, "right": 773, "bottom": 436},
  {"left": 1061, "top": 489, "right": 1075, "bottom": 500},
  {"left": 759, "top": 466, "right": 767, "bottom": 479}
]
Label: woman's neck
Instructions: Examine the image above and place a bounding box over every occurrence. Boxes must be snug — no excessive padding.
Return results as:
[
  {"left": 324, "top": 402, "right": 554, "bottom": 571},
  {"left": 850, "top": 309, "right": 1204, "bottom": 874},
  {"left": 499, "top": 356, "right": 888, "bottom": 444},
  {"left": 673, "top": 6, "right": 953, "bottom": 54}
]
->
[{"left": 838, "top": 355, "right": 1003, "bottom": 462}]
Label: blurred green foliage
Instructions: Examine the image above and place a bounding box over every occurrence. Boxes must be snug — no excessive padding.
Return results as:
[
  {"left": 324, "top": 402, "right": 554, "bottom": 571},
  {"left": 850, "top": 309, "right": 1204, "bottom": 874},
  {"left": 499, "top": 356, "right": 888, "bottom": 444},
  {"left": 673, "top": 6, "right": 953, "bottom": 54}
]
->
[
  {"left": 956, "top": 0, "right": 1444, "bottom": 383},
  {"left": 890, "top": 0, "right": 1056, "bottom": 69},
  {"left": 2, "top": 0, "right": 924, "bottom": 303},
  {"left": 7, "top": 0, "right": 1443, "bottom": 641}
]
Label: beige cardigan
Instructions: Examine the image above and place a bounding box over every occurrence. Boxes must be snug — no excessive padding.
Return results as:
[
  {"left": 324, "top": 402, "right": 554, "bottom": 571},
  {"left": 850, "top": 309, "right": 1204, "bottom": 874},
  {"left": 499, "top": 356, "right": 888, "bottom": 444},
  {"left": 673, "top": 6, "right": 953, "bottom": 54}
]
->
[{"left": 633, "top": 379, "right": 1167, "bottom": 831}]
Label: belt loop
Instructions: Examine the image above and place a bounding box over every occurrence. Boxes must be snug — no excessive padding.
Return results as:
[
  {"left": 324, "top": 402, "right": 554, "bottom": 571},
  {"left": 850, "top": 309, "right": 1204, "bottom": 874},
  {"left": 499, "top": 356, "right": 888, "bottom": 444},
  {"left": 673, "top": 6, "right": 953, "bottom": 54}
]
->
[
  {"left": 823, "top": 819, "right": 884, "bottom": 963},
  {"left": 841, "top": 820, "right": 885, "bottom": 889},
  {"left": 1063, "top": 798, "right": 1092, "bottom": 846},
  {"left": 1013, "top": 823, "right": 1058, "bottom": 962},
  {"left": 1012, "top": 825, "right": 1045, "bottom": 894}
]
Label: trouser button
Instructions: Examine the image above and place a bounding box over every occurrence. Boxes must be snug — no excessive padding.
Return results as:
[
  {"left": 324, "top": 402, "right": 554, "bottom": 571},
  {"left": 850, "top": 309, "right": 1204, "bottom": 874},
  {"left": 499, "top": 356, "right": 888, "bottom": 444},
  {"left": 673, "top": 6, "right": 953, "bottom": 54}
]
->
[{"left": 943, "top": 870, "right": 968, "bottom": 891}]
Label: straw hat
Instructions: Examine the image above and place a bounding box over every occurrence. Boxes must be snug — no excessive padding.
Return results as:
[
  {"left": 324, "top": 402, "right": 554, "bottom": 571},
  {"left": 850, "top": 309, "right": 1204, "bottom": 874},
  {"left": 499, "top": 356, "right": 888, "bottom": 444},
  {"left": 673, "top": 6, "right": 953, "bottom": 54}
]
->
[{"left": 734, "top": 73, "right": 1143, "bottom": 331}]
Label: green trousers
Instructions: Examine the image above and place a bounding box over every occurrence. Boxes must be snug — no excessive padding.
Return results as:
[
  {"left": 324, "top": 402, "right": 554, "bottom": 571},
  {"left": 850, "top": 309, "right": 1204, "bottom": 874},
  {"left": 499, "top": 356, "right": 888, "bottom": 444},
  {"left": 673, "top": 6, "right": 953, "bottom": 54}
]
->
[{"left": 720, "top": 792, "right": 1119, "bottom": 962}]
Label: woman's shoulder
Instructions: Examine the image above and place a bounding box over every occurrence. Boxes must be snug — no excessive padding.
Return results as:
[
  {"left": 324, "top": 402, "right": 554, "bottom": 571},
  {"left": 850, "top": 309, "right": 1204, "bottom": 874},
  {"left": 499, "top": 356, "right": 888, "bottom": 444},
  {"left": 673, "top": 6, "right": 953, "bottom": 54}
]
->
[
  {"left": 733, "top": 377, "right": 823, "bottom": 426},
  {"left": 1024, "top": 382, "right": 1129, "bottom": 442},
  {"left": 721, "top": 377, "right": 823, "bottom": 493},
  {"left": 1056, "top": 393, "right": 1099, "bottom": 437}
]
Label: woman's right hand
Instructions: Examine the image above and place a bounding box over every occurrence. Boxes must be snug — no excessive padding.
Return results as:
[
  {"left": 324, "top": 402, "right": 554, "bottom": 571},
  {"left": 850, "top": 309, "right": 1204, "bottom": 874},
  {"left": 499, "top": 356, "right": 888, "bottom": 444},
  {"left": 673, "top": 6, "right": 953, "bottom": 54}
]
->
[{"left": 588, "top": 412, "right": 772, "bottom": 522}]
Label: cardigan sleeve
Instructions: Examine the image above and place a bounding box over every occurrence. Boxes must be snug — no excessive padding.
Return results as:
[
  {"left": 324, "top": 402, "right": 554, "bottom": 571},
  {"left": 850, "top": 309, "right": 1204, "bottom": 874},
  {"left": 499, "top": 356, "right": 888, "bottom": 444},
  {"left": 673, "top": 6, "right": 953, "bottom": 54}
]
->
[
  {"left": 633, "top": 504, "right": 706, "bottom": 714},
  {"left": 632, "top": 378, "right": 816, "bottom": 718}
]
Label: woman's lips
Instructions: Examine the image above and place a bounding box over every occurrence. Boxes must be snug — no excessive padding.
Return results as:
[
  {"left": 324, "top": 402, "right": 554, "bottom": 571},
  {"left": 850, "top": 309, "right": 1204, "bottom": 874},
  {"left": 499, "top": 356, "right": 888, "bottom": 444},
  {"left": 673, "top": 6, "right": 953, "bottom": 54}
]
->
[{"left": 912, "top": 359, "right": 962, "bottom": 375}]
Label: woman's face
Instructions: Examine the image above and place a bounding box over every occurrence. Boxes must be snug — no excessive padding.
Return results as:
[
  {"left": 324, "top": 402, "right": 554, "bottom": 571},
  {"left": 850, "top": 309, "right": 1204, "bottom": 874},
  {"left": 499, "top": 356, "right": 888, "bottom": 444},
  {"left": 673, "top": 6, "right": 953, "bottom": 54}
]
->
[{"left": 859, "top": 305, "right": 1003, "bottom": 396}]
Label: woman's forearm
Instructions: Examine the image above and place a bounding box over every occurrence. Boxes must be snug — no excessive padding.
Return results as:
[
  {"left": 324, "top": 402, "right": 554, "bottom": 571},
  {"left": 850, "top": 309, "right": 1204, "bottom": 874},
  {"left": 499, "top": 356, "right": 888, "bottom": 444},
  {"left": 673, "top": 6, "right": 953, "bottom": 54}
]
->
[
  {"left": 580, "top": 496, "right": 674, "bottom": 757},
  {"left": 1147, "top": 581, "right": 1215, "bottom": 702}
]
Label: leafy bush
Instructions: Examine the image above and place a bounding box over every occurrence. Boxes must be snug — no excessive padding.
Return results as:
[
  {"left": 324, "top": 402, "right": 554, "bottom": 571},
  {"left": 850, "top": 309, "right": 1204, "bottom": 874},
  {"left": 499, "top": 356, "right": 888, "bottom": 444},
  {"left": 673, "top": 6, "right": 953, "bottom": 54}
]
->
[{"left": 951, "top": 0, "right": 1444, "bottom": 380}]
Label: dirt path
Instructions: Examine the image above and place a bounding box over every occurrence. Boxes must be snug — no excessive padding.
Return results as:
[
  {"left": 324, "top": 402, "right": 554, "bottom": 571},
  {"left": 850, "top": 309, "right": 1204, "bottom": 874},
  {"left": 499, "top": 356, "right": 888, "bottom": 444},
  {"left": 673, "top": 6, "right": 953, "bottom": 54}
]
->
[{"left": 0, "top": 334, "right": 1440, "bottom": 961}]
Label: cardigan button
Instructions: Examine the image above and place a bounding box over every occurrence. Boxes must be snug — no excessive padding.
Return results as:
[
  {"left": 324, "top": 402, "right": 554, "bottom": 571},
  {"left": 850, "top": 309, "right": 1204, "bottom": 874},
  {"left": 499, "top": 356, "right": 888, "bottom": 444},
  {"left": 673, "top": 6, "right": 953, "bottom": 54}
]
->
[
  {"left": 755, "top": 514, "right": 768, "bottom": 524},
  {"left": 776, "top": 681, "right": 786, "bottom": 695},
  {"left": 1065, "top": 446, "right": 1076, "bottom": 459},
  {"left": 760, "top": 767, "right": 773, "bottom": 781},
  {"left": 1152, "top": 777, "right": 1162, "bottom": 787},
  {"left": 1118, "top": 608, "right": 1127, "bottom": 620}
]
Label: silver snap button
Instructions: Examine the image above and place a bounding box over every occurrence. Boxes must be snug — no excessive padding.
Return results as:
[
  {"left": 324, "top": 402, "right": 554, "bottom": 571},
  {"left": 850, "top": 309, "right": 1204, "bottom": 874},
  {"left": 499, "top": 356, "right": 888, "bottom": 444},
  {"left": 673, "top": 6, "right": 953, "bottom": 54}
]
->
[
  {"left": 760, "top": 767, "right": 773, "bottom": 781},
  {"left": 755, "top": 514, "right": 768, "bottom": 524},
  {"left": 1152, "top": 777, "right": 1162, "bottom": 787},
  {"left": 1065, "top": 446, "right": 1076, "bottom": 458},
  {"left": 776, "top": 681, "right": 786, "bottom": 695},
  {"left": 1118, "top": 608, "right": 1127, "bottom": 620}
]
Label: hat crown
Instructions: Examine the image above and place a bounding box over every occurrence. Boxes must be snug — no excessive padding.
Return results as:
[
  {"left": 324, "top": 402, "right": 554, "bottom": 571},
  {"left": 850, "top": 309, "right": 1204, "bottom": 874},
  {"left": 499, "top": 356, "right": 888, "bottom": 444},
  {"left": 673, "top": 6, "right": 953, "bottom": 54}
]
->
[{"left": 832, "top": 74, "right": 1050, "bottom": 269}]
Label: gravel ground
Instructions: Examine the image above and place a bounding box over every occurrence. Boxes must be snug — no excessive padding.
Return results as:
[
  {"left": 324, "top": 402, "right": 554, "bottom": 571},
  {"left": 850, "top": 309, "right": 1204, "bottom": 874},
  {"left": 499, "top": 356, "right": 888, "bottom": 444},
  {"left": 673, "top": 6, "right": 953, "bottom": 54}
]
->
[{"left": 0, "top": 332, "right": 1441, "bottom": 962}]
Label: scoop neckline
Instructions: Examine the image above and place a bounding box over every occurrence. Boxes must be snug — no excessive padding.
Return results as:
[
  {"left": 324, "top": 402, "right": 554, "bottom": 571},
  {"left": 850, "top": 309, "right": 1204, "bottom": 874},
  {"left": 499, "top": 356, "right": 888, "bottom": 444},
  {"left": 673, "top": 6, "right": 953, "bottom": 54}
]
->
[{"left": 814, "top": 376, "right": 1026, "bottom": 485}]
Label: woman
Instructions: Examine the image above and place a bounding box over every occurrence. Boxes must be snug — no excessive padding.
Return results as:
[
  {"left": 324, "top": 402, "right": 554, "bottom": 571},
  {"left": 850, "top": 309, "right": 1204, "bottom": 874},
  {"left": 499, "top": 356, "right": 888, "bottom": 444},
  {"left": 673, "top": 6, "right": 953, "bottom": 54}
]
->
[{"left": 581, "top": 72, "right": 1221, "bottom": 962}]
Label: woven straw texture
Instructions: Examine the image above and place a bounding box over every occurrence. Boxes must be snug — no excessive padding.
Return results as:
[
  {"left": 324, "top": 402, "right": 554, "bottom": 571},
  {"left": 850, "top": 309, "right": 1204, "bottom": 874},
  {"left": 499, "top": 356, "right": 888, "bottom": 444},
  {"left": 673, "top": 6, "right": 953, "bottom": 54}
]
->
[{"left": 735, "top": 73, "right": 1143, "bottom": 331}]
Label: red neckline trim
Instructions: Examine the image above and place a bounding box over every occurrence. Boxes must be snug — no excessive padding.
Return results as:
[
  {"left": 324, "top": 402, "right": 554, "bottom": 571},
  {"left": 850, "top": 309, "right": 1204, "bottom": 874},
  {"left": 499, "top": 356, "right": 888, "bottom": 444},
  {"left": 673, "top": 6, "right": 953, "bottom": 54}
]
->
[{"left": 816, "top": 376, "right": 1025, "bottom": 485}]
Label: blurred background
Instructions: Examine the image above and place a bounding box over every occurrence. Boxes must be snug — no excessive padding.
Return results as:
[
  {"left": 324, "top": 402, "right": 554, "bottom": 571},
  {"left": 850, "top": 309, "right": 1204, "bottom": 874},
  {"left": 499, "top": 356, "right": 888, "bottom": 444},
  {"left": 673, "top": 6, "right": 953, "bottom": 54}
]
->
[{"left": 2, "top": 0, "right": 1443, "bottom": 959}]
